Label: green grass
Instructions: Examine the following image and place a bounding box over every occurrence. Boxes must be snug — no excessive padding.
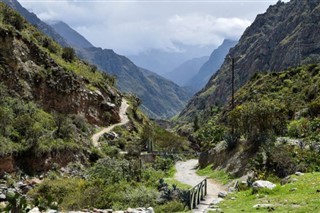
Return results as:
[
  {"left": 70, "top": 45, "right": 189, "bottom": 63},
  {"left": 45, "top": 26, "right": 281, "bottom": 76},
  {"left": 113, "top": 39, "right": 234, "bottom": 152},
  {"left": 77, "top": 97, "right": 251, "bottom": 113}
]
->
[
  {"left": 164, "top": 178, "right": 192, "bottom": 191},
  {"left": 218, "top": 172, "right": 320, "bottom": 212},
  {"left": 196, "top": 165, "right": 232, "bottom": 185}
]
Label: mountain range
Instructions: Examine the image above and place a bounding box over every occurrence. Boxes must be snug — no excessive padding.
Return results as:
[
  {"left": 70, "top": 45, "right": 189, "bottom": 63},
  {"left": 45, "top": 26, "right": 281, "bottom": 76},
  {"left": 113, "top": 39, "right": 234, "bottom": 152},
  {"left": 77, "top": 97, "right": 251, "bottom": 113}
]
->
[
  {"left": 179, "top": 0, "right": 320, "bottom": 122},
  {"left": 2, "top": 0, "right": 193, "bottom": 119},
  {"left": 163, "top": 56, "right": 209, "bottom": 88},
  {"left": 128, "top": 43, "right": 215, "bottom": 76},
  {"left": 185, "top": 39, "right": 237, "bottom": 91}
]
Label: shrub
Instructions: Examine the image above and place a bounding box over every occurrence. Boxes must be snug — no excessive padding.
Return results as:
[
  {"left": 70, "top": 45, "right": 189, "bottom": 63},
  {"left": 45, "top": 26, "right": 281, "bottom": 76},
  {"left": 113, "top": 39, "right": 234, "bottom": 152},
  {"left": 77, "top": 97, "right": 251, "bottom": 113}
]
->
[
  {"left": 287, "top": 118, "right": 310, "bottom": 138},
  {"left": 62, "top": 47, "right": 75, "bottom": 62},
  {"left": 228, "top": 99, "right": 287, "bottom": 144}
]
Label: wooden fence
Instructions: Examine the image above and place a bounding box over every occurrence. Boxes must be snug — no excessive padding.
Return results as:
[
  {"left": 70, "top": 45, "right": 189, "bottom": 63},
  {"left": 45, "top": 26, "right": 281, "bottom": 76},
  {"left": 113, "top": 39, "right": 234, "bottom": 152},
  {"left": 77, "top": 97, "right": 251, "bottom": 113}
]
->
[{"left": 188, "top": 178, "right": 207, "bottom": 209}]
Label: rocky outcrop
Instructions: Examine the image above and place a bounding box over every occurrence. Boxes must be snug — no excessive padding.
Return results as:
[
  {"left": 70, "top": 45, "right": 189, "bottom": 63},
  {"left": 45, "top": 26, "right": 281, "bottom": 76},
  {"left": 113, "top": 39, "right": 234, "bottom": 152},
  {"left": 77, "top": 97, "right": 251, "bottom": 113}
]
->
[
  {"left": 180, "top": 0, "right": 320, "bottom": 121},
  {"left": 0, "top": 27, "right": 120, "bottom": 126}
]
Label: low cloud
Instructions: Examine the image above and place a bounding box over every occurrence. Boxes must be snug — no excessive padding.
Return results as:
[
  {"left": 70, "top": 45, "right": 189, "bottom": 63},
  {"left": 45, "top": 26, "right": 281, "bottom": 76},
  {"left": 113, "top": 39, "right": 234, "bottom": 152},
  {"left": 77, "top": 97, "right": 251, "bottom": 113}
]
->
[{"left": 19, "top": 0, "right": 283, "bottom": 55}]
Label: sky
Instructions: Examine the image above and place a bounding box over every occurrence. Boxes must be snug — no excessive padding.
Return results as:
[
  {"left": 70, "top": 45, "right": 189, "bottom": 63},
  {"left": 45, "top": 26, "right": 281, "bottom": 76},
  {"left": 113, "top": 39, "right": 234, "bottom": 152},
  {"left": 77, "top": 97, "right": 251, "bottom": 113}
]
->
[{"left": 18, "top": 0, "right": 290, "bottom": 55}]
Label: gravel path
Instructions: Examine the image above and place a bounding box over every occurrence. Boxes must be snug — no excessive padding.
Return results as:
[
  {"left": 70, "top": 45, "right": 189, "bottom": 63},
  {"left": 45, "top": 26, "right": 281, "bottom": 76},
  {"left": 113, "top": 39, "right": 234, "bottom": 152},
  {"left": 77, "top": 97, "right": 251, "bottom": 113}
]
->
[
  {"left": 174, "top": 159, "right": 227, "bottom": 213},
  {"left": 91, "top": 99, "right": 129, "bottom": 147}
]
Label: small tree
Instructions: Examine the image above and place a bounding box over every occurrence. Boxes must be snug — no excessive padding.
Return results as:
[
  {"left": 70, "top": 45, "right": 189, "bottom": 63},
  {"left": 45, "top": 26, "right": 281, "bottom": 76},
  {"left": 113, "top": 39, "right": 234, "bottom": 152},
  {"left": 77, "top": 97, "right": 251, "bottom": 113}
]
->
[{"left": 61, "top": 47, "right": 75, "bottom": 62}]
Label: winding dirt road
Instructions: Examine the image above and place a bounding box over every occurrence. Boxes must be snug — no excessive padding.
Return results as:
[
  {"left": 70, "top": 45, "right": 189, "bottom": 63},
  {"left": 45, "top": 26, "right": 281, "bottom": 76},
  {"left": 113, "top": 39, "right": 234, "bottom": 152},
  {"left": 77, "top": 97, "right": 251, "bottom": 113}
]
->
[
  {"left": 91, "top": 99, "right": 129, "bottom": 147},
  {"left": 174, "top": 159, "right": 227, "bottom": 213}
]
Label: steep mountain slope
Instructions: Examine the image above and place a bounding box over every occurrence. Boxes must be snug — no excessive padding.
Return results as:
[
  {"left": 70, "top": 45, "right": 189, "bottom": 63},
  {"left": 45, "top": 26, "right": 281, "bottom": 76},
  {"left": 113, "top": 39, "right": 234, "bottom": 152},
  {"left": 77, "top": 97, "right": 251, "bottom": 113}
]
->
[
  {"left": 185, "top": 39, "right": 237, "bottom": 91},
  {"left": 50, "top": 21, "right": 94, "bottom": 48},
  {"left": 179, "top": 0, "right": 320, "bottom": 122},
  {"left": 78, "top": 47, "right": 193, "bottom": 118},
  {"left": 3, "top": 0, "right": 192, "bottom": 119},
  {"left": 0, "top": 3, "right": 123, "bottom": 173},
  {"left": 49, "top": 22, "right": 192, "bottom": 118},
  {"left": 163, "top": 56, "right": 209, "bottom": 88},
  {"left": 0, "top": 0, "right": 68, "bottom": 47},
  {"left": 197, "top": 63, "right": 320, "bottom": 176}
]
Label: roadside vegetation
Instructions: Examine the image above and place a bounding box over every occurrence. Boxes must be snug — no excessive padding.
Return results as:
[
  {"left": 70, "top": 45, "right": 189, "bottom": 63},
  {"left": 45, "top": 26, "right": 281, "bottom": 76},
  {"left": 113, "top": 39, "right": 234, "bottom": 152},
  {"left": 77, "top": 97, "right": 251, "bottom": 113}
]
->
[{"left": 218, "top": 172, "right": 320, "bottom": 212}]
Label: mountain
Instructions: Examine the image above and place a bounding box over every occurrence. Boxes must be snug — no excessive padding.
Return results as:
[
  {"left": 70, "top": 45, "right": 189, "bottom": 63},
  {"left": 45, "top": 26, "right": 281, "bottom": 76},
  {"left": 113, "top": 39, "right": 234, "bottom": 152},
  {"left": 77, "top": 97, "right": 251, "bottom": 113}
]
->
[
  {"left": 50, "top": 21, "right": 193, "bottom": 119},
  {"left": 179, "top": 0, "right": 320, "bottom": 122},
  {"left": 2, "top": 0, "right": 192, "bottom": 119},
  {"left": 75, "top": 47, "right": 193, "bottom": 118},
  {"left": 163, "top": 56, "right": 209, "bottom": 87},
  {"left": 0, "top": 3, "right": 125, "bottom": 172},
  {"left": 0, "top": 0, "right": 68, "bottom": 47},
  {"left": 128, "top": 43, "right": 215, "bottom": 76},
  {"left": 50, "top": 21, "right": 94, "bottom": 48},
  {"left": 185, "top": 39, "right": 237, "bottom": 91}
]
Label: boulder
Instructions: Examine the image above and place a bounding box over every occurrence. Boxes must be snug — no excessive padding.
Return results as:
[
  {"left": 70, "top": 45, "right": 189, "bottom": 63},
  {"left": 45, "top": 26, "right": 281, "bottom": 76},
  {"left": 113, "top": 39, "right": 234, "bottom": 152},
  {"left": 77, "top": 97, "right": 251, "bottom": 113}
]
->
[
  {"left": 211, "top": 198, "right": 224, "bottom": 205},
  {"left": 0, "top": 193, "right": 5, "bottom": 200},
  {"left": 295, "top": 172, "right": 304, "bottom": 176},
  {"left": 253, "top": 204, "right": 275, "bottom": 209},
  {"left": 252, "top": 180, "right": 276, "bottom": 190},
  {"left": 218, "top": 191, "right": 227, "bottom": 198},
  {"left": 147, "top": 207, "right": 154, "bottom": 213},
  {"left": 29, "top": 207, "right": 41, "bottom": 213}
]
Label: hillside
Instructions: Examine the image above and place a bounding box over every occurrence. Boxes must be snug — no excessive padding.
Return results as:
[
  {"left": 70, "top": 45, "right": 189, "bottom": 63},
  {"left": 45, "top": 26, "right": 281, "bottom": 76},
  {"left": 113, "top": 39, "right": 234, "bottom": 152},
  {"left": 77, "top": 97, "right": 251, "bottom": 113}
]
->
[
  {"left": 179, "top": 0, "right": 320, "bottom": 122},
  {"left": 0, "top": 0, "right": 68, "bottom": 47},
  {"left": 1, "top": 0, "right": 192, "bottom": 119},
  {"left": 49, "top": 20, "right": 192, "bottom": 119},
  {"left": 185, "top": 39, "right": 237, "bottom": 91},
  {"left": 195, "top": 64, "right": 320, "bottom": 176},
  {"left": 0, "top": 2, "right": 125, "bottom": 174},
  {"left": 163, "top": 56, "right": 209, "bottom": 88},
  {"left": 76, "top": 47, "right": 193, "bottom": 118}
]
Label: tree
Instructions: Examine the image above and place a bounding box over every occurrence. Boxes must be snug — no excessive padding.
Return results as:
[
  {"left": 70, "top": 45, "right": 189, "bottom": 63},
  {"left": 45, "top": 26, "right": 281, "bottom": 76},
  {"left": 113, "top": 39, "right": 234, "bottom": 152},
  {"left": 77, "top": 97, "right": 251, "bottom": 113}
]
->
[
  {"left": 61, "top": 47, "right": 75, "bottom": 62},
  {"left": 228, "top": 99, "right": 287, "bottom": 144}
]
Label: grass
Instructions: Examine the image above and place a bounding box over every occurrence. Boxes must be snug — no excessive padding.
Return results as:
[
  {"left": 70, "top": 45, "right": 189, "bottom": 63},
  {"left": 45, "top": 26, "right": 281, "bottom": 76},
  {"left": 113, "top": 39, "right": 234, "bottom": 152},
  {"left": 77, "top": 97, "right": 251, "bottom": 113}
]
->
[
  {"left": 164, "top": 178, "right": 192, "bottom": 191},
  {"left": 196, "top": 165, "right": 233, "bottom": 185},
  {"left": 217, "top": 172, "right": 320, "bottom": 212}
]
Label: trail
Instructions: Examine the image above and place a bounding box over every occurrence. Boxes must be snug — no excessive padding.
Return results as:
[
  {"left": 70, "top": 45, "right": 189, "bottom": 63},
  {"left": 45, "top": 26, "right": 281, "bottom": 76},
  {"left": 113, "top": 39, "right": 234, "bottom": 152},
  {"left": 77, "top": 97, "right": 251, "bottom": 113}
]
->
[
  {"left": 174, "top": 159, "right": 227, "bottom": 213},
  {"left": 91, "top": 99, "right": 129, "bottom": 147}
]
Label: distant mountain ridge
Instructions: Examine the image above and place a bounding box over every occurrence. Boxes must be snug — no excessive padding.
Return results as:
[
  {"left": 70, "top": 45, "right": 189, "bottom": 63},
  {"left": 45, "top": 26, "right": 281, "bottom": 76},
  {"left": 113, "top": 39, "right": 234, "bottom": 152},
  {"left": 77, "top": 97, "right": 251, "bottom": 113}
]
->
[
  {"left": 2, "top": 0, "right": 193, "bottom": 119},
  {"left": 163, "top": 56, "right": 209, "bottom": 88},
  {"left": 185, "top": 39, "right": 237, "bottom": 91},
  {"left": 50, "top": 21, "right": 94, "bottom": 48},
  {"left": 179, "top": 0, "right": 320, "bottom": 121},
  {"left": 128, "top": 43, "right": 215, "bottom": 76}
]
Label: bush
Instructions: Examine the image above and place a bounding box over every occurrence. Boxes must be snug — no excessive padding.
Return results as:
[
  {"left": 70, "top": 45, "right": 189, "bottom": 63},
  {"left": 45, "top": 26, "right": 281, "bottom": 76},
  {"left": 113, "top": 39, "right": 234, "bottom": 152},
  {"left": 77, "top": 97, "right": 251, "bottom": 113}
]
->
[
  {"left": 287, "top": 118, "right": 310, "bottom": 138},
  {"left": 154, "top": 201, "right": 185, "bottom": 213},
  {"left": 62, "top": 47, "right": 75, "bottom": 62},
  {"left": 228, "top": 99, "right": 287, "bottom": 144}
]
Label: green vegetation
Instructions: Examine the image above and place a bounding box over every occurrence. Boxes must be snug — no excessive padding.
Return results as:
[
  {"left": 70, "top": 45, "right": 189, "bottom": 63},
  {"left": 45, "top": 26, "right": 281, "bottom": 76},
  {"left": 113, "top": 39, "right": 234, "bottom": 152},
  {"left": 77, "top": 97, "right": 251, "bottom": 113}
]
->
[
  {"left": 188, "top": 64, "right": 320, "bottom": 179},
  {"left": 61, "top": 47, "right": 75, "bottom": 62},
  {"left": 219, "top": 173, "right": 320, "bottom": 212},
  {"left": 0, "top": 84, "right": 92, "bottom": 158},
  {"left": 196, "top": 165, "right": 232, "bottom": 185}
]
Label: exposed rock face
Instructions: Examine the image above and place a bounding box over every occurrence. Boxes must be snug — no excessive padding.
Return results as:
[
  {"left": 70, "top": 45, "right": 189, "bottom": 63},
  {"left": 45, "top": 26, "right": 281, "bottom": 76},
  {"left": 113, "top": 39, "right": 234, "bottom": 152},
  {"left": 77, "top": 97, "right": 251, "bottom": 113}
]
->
[
  {"left": 0, "top": 28, "right": 120, "bottom": 126},
  {"left": 180, "top": 0, "right": 320, "bottom": 121}
]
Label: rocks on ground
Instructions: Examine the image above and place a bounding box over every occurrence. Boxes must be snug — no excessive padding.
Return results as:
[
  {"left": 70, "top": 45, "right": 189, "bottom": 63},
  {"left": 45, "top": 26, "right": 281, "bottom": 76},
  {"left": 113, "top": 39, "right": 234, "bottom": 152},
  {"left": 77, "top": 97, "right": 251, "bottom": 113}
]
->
[
  {"left": 28, "top": 207, "right": 154, "bottom": 213},
  {"left": 252, "top": 180, "right": 276, "bottom": 190}
]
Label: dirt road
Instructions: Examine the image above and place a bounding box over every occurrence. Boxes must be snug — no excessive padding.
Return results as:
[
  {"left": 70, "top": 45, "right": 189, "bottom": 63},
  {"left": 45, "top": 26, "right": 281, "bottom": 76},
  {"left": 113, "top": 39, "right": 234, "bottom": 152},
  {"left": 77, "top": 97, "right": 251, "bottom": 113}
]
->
[
  {"left": 174, "top": 159, "right": 226, "bottom": 213},
  {"left": 91, "top": 99, "right": 129, "bottom": 147}
]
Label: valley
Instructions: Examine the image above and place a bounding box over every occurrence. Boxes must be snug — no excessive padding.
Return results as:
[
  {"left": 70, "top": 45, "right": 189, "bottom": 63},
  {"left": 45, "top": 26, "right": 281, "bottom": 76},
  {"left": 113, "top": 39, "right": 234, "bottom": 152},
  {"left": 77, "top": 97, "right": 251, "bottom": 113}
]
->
[{"left": 1, "top": 0, "right": 320, "bottom": 212}]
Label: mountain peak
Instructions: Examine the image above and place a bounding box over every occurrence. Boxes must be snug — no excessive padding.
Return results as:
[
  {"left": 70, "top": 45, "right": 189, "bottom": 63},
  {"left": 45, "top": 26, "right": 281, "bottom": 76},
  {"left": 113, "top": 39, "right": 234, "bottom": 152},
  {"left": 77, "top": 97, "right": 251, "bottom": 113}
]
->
[{"left": 50, "top": 21, "right": 94, "bottom": 48}]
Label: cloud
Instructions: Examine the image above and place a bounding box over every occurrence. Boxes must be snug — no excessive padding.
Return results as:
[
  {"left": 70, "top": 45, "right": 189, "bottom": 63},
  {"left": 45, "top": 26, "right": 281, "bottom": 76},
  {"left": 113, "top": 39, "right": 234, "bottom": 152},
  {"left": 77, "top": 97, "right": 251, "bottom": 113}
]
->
[{"left": 18, "top": 0, "right": 284, "bottom": 55}]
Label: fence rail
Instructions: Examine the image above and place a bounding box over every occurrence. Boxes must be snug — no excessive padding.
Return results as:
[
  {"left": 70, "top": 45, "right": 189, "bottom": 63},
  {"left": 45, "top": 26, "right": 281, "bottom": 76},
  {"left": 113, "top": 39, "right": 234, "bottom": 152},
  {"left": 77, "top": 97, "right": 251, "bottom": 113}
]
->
[{"left": 188, "top": 178, "right": 207, "bottom": 209}]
